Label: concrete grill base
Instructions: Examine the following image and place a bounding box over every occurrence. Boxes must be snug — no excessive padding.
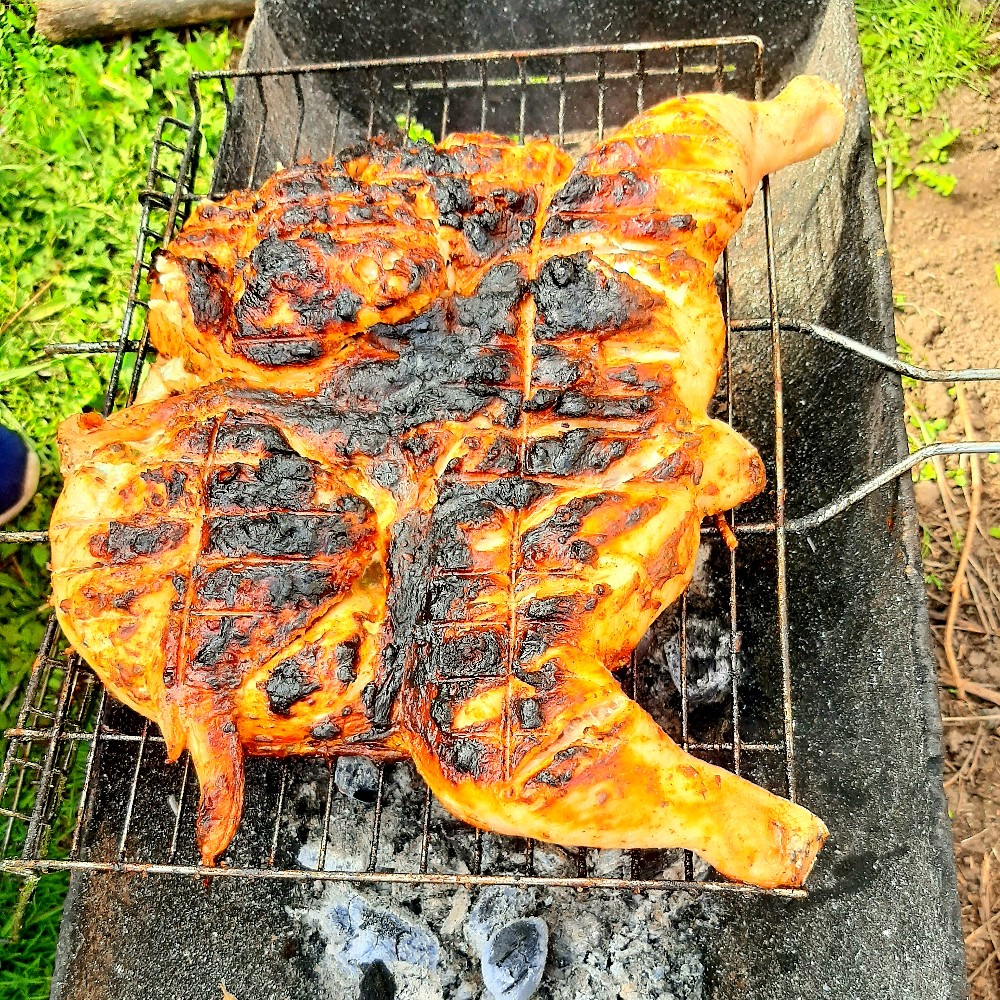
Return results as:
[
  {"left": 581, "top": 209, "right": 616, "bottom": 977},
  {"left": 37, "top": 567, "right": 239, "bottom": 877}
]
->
[{"left": 49, "top": 1, "right": 965, "bottom": 997}]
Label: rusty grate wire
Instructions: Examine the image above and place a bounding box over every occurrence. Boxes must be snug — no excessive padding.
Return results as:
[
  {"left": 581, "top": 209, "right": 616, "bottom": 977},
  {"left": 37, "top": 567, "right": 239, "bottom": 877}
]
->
[{"left": 2, "top": 35, "right": 999, "bottom": 907}]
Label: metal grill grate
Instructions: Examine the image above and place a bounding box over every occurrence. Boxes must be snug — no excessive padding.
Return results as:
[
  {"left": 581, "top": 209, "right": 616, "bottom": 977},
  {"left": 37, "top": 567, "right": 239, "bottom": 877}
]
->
[{"left": 2, "top": 36, "right": 999, "bottom": 908}]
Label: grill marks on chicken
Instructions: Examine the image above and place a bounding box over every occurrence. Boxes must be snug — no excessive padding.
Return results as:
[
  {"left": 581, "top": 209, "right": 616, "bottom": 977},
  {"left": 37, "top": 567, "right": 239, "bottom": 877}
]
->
[
  {"left": 148, "top": 136, "right": 573, "bottom": 395},
  {"left": 53, "top": 77, "right": 845, "bottom": 888}
]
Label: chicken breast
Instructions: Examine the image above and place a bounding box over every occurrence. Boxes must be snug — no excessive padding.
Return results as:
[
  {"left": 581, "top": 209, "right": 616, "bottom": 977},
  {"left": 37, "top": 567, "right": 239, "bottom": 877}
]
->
[{"left": 52, "top": 75, "right": 844, "bottom": 887}]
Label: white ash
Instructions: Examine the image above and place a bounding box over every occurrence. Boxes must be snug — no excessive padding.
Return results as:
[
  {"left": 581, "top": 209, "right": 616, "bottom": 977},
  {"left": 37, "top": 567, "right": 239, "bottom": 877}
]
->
[
  {"left": 466, "top": 886, "right": 538, "bottom": 953},
  {"left": 287, "top": 768, "right": 712, "bottom": 1000},
  {"left": 292, "top": 883, "right": 445, "bottom": 1000},
  {"left": 282, "top": 689, "right": 714, "bottom": 999}
]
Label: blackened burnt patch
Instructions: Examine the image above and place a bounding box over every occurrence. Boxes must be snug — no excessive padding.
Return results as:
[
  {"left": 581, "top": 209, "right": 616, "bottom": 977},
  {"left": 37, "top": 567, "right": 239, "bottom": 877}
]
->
[
  {"left": 490, "top": 477, "right": 550, "bottom": 510},
  {"left": 429, "top": 176, "right": 475, "bottom": 229},
  {"left": 318, "top": 268, "right": 524, "bottom": 456},
  {"left": 191, "top": 615, "right": 253, "bottom": 672},
  {"left": 548, "top": 169, "right": 650, "bottom": 212},
  {"left": 520, "top": 495, "right": 606, "bottom": 566},
  {"left": 311, "top": 720, "right": 341, "bottom": 740},
  {"left": 547, "top": 171, "right": 600, "bottom": 210},
  {"left": 540, "top": 214, "right": 597, "bottom": 241},
  {"left": 233, "top": 236, "right": 328, "bottom": 344},
  {"left": 514, "top": 659, "right": 557, "bottom": 692},
  {"left": 459, "top": 189, "right": 537, "bottom": 262},
  {"left": 140, "top": 467, "right": 188, "bottom": 505},
  {"left": 265, "top": 162, "right": 357, "bottom": 200},
  {"left": 428, "top": 488, "right": 504, "bottom": 571},
  {"left": 518, "top": 698, "right": 543, "bottom": 730},
  {"left": 205, "top": 507, "right": 372, "bottom": 559},
  {"left": 332, "top": 289, "right": 363, "bottom": 322},
  {"left": 338, "top": 137, "right": 463, "bottom": 177},
  {"left": 523, "top": 389, "right": 652, "bottom": 419},
  {"left": 524, "top": 596, "right": 577, "bottom": 621},
  {"left": 194, "top": 563, "right": 346, "bottom": 612},
  {"left": 207, "top": 453, "right": 316, "bottom": 511},
  {"left": 176, "top": 256, "right": 228, "bottom": 330},
  {"left": 434, "top": 630, "right": 506, "bottom": 679},
  {"left": 89, "top": 520, "right": 187, "bottom": 564},
  {"left": 265, "top": 657, "right": 321, "bottom": 715},
  {"left": 453, "top": 262, "right": 526, "bottom": 344},
  {"left": 237, "top": 338, "right": 325, "bottom": 367},
  {"left": 525, "top": 428, "right": 628, "bottom": 477},
  {"left": 442, "top": 738, "right": 487, "bottom": 778},
  {"left": 355, "top": 510, "right": 431, "bottom": 735},
  {"left": 245, "top": 236, "right": 323, "bottom": 295},
  {"left": 530, "top": 344, "right": 581, "bottom": 389},
  {"left": 335, "top": 641, "right": 359, "bottom": 683},
  {"left": 475, "top": 436, "right": 520, "bottom": 475},
  {"left": 531, "top": 253, "right": 653, "bottom": 340},
  {"left": 215, "top": 422, "right": 294, "bottom": 455},
  {"left": 293, "top": 281, "right": 365, "bottom": 331},
  {"left": 620, "top": 213, "right": 698, "bottom": 241},
  {"left": 428, "top": 575, "right": 493, "bottom": 623}
]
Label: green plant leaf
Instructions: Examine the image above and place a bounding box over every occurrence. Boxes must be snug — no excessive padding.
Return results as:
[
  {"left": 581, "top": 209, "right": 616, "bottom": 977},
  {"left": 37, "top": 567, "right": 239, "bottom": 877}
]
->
[{"left": 912, "top": 166, "right": 957, "bottom": 197}]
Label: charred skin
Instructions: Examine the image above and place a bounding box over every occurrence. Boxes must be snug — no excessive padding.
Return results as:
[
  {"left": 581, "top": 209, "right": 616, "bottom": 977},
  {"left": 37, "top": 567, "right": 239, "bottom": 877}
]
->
[
  {"left": 53, "top": 77, "right": 843, "bottom": 886},
  {"left": 146, "top": 136, "right": 574, "bottom": 395}
]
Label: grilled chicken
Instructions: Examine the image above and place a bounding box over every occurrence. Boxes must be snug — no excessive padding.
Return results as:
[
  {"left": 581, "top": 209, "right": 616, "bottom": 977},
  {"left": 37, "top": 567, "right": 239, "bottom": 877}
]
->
[
  {"left": 146, "top": 135, "right": 573, "bottom": 396},
  {"left": 52, "top": 76, "right": 844, "bottom": 888}
]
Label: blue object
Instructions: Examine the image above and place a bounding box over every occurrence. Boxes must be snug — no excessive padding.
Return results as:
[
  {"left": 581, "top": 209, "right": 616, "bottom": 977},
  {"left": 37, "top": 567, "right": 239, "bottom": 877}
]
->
[{"left": 0, "top": 426, "right": 40, "bottom": 525}]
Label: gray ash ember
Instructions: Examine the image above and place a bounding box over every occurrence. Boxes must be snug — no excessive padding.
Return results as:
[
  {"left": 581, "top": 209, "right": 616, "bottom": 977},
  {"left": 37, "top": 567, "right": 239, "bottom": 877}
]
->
[
  {"left": 466, "top": 888, "right": 547, "bottom": 1000},
  {"left": 288, "top": 773, "right": 712, "bottom": 1000},
  {"left": 636, "top": 546, "right": 740, "bottom": 707},
  {"left": 642, "top": 611, "right": 735, "bottom": 706},
  {"left": 296, "top": 884, "right": 442, "bottom": 998},
  {"left": 481, "top": 919, "right": 547, "bottom": 1000},
  {"left": 335, "top": 756, "right": 381, "bottom": 803},
  {"left": 466, "top": 886, "right": 538, "bottom": 953}
]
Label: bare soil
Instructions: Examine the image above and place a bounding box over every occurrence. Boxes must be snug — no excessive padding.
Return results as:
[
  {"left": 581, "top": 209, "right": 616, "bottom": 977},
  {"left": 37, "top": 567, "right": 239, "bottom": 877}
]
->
[{"left": 889, "top": 74, "right": 1000, "bottom": 999}]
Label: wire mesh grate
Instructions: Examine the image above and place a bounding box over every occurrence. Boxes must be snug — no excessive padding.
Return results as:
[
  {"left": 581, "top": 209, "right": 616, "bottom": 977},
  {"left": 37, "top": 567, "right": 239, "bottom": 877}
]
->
[{"left": 2, "top": 35, "right": 998, "bottom": 902}]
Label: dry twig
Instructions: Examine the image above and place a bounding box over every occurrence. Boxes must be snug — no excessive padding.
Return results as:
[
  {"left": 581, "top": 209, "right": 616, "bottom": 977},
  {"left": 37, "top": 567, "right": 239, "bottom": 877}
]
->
[
  {"left": 961, "top": 680, "right": 1000, "bottom": 709},
  {"left": 0, "top": 278, "right": 55, "bottom": 338},
  {"left": 943, "top": 388, "right": 984, "bottom": 699},
  {"left": 945, "top": 725, "right": 987, "bottom": 788},
  {"left": 884, "top": 156, "right": 894, "bottom": 245},
  {"left": 981, "top": 853, "right": 1000, "bottom": 989}
]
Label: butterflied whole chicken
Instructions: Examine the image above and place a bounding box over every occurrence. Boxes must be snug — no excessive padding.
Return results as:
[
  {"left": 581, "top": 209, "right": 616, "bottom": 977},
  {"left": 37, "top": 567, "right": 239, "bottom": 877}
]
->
[{"left": 51, "top": 76, "right": 844, "bottom": 888}]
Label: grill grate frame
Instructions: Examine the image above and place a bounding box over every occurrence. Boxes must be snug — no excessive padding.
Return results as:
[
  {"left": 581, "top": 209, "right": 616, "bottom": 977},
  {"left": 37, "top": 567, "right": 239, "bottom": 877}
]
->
[{"left": 2, "top": 35, "right": 998, "bottom": 905}]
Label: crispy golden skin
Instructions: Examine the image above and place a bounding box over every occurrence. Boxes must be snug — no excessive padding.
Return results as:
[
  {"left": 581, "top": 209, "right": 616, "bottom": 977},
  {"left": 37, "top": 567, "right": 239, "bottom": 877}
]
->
[
  {"left": 53, "top": 76, "right": 844, "bottom": 887},
  {"left": 147, "top": 136, "right": 574, "bottom": 395}
]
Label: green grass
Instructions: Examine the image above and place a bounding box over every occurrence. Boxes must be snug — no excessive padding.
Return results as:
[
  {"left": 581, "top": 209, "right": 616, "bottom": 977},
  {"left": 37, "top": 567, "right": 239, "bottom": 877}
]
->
[
  {"left": 0, "top": 6, "right": 239, "bottom": 996},
  {"left": 855, "top": 0, "right": 999, "bottom": 192},
  {"left": 0, "top": 1, "right": 995, "bottom": 993}
]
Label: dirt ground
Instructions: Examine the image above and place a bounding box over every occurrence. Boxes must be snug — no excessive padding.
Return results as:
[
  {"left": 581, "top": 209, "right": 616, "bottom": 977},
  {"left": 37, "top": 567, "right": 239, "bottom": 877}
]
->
[{"left": 889, "top": 73, "right": 1000, "bottom": 998}]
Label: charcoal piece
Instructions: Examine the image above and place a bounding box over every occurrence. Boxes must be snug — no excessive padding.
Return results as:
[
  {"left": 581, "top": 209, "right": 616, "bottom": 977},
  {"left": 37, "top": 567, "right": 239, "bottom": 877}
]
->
[
  {"left": 334, "top": 755, "right": 381, "bottom": 803},
  {"left": 359, "top": 960, "right": 397, "bottom": 1000},
  {"left": 467, "top": 885, "right": 537, "bottom": 952},
  {"left": 640, "top": 610, "right": 735, "bottom": 706},
  {"left": 481, "top": 917, "right": 548, "bottom": 1000}
]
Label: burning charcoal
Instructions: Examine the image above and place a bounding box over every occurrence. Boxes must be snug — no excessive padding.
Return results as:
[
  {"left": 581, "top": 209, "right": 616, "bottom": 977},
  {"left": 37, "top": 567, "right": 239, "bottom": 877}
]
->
[
  {"left": 467, "top": 885, "right": 537, "bottom": 951},
  {"left": 641, "top": 610, "right": 735, "bottom": 706},
  {"left": 359, "top": 960, "right": 396, "bottom": 1000},
  {"left": 481, "top": 917, "right": 548, "bottom": 1000},
  {"left": 335, "top": 755, "right": 380, "bottom": 803},
  {"left": 303, "top": 886, "right": 440, "bottom": 981}
]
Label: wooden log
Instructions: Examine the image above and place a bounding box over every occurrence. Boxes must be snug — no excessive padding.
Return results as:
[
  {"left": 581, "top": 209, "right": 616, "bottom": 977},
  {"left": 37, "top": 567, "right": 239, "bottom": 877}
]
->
[{"left": 35, "top": 0, "right": 256, "bottom": 43}]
